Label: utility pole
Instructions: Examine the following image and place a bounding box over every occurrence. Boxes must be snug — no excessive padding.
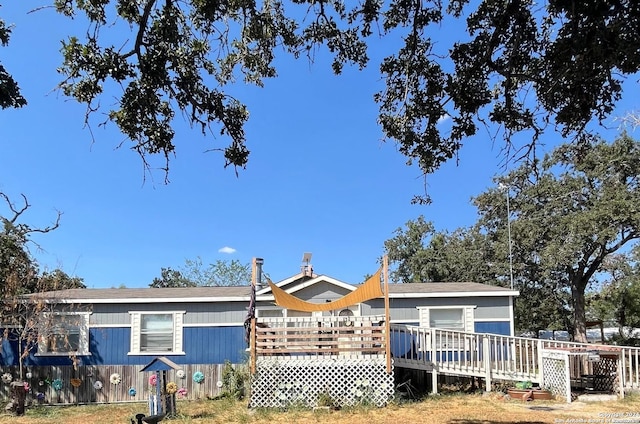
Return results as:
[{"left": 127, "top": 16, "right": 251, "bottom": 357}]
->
[{"left": 500, "top": 184, "right": 514, "bottom": 290}]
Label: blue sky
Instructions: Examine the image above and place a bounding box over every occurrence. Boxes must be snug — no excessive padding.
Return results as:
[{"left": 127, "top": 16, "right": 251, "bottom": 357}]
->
[{"left": 1, "top": 3, "right": 638, "bottom": 288}]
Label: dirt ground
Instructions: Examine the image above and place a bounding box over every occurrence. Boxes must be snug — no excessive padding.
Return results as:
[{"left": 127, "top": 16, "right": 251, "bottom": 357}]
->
[{"left": 1, "top": 392, "right": 639, "bottom": 424}]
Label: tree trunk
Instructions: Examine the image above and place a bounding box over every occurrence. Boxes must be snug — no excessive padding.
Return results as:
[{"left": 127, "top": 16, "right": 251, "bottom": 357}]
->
[
  {"left": 572, "top": 279, "right": 588, "bottom": 343},
  {"left": 18, "top": 336, "right": 24, "bottom": 381},
  {"left": 10, "top": 381, "right": 26, "bottom": 416}
]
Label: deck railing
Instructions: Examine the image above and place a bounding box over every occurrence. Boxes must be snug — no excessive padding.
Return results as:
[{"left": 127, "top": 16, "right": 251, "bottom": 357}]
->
[
  {"left": 542, "top": 339, "right": 640, "bottom": 389},
  {"left": 390, "top": 324, "right": 640, "bottom": 390},
  {"left": 249, "top": 318, "right": 640, "bottom": 391},
  {"left": 252, "top": 315, "right": 387, "bottom": 359},
  {"left": 389, "top": 324, "right": 542, "bottom": 385}
]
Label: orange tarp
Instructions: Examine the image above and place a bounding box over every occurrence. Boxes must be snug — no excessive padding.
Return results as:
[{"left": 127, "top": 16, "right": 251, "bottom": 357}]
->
[{"left": 268, "top": 268, "right": 383, "bottom": 312}]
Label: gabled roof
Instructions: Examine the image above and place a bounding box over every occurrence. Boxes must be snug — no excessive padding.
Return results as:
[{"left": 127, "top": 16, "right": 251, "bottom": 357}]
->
[
  {"left": 387, "top": 282, "right": 519, "bottom": 298},
  {"left": 140, "top": 356, "right": 182, "bottom": 372},
  {"left": 257, "top": 273, "right": 356, "bottom": 295},
  {"left": 256, "top": 272, "right": 314, "bottom": 294},
  {"left": 31, "top": 286, "right": 251, "bottom": 304},
  {"left": 29, "top": 277, "right": 518, "bottom": 304}
]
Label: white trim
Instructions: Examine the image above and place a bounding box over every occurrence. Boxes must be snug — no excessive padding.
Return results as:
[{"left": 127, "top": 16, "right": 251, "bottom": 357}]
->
[
  {"left": 92, "top": 322, "right": 248, "bottom": 328},
  {"left": 417, "top": 305, "right": 477, "bottom": 310},
  {"left": 256, "top": 272, "right": 308, "bottom": 294},
  {"left": 128, "top": 311, "right": 185, "bottom": 355},
  {"left": 472, "top": 317, "right": 512, "bottom": 322},
  {"left": 37, "top": 312, "right": 91, "bottom": 356},
  {"left": 286, "top": 276, "right": 356, "bottom": 294},
  {"left": 418, "top": 305, "right": 476, "bottom": 333},
  {"left": 260, "top": 275, "right": 356, "bottom": 295},
  {"left": 128, "top": 351, "right": 186, "bottom": 356},
  {"left": 392, "top": 290, "right": 519, "bottom": 299},
  {"left": 387, "top": 319, "right": 419, "bottom": 325},
  {"left": 182, "top": 322, "right": 245, "bottom": 327},
  {"left": 52, "top": 297, "right": 248, "bottom": 304},
  {"left": 128, "top": 310, "right": 186, "bottom": 315},
  {"left": 256, "top": 295, "right": 277, "bottom": 301},
  {"left": 509, "top": 296, "right": 515, "bottom": 336},
  {"left": 43, "top": 290, "right": 519, "bottom": 304}
]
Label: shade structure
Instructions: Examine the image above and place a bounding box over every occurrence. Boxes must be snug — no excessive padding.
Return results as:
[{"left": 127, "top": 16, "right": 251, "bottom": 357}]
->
[{"left": 268, "top": 268, "right": 383, "bottom": 312}]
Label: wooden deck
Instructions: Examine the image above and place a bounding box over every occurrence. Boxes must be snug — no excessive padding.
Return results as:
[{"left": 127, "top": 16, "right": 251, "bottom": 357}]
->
[
  {"left": 250, "top": 318, "right": 640, "bottom": 395},
  {"left": 390, "top": 324, "right": 640, "bottom": 393},
  {"left": 248, "top": 315, "right": 394, "bottom": 408},
  {"left": 251, "top": 315, "right": 389, "bottom": 361}
]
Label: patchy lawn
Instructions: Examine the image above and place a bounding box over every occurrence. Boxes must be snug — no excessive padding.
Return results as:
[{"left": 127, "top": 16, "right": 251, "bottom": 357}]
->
[{"left": 1, "top": 392, "right": 639, "bottom": 424}]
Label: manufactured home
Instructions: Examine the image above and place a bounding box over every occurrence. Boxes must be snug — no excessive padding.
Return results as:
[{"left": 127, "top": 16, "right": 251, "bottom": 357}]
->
[{"left": 0, "top": 270, "right": 518, "bottom": 404}]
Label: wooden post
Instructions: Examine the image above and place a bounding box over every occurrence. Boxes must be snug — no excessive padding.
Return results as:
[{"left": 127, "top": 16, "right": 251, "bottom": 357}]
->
[
  {"left": 250, "top": 318, "right": 257, "bottom": 374},
  {"left": 564, "top": 351, "right": 571, "bottom": 403},
  {"left": 431, "top": 329, "right": 438, "bottom": 394},
  {"left": 618, "top": 353, "right": 625, "bottom": 399},
  {"left": 483, "top": 335, "right": 492, "bottom": 391},
  {"left": 537, "top": 339, "right": 544, "bottom": 387},
  {"left": 250, "top": 257, "right": 258, "bottom": 375},
  {"left": 383, "top": 255, "right": 392, "bottom": 374}
]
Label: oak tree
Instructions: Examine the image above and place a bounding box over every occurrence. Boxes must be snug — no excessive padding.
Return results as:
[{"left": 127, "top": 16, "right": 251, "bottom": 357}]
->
[
  {"left": 2, "top": 1, "right": 638, "bottom": 185},
  {"left": 150, "top": 258, "right": 251, "bottom": 287},
  {"left": 475, "top": 133, "right": 640, "bottom": 342},
  {"left": 149, "top": 266, "right": 196, "bottom": 288},
  {"left": 385, "top": 134, "right": 640, "bottom": 341}
]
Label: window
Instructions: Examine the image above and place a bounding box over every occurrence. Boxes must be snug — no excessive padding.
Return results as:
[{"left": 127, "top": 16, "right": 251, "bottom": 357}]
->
[
  {"left": 129, "top": 311, "right": 184, "bottom": 355},
  {"left": 38, "top": 313, "right": 90, "bottom": 356},
  {"left": 429, "top": 309, "right": 465, "bottom": 331},
  {"left": 418, "top": 306, "right": 475, "bottom": 332},
  {"left": 256, "top": 308, "right": 283, "bottom": 318},
  {"left": 417, "top": 306, "right": 475, "bottom": 350},
  {"left": 141, "top": 314, "right": 173, "bottom": 351}
]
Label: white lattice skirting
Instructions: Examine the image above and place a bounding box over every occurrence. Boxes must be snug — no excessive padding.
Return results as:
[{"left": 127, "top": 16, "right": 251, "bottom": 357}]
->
[
  {"left": 542, "top": 356, "right": 567, "bottom": 398},
  {"left": 250, "top": 356, "right": 395, "bottom": 408}
]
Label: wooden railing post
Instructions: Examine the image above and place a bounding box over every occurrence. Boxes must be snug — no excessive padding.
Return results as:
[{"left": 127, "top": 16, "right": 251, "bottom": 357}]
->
[
  {"left": 431, "top": 329, "right": 438, "bottom": 394},
  {"left": 383, "top": 255, "right": 392, "bottom": 374},
  {"left": 250, "top": 318, "right": 256, "bottom": 375},
  {"left": 483, "top": 334, "right": 491, "bottom": 391},
  {"left": 537, "top": 339, "right": 543, "bottom": 386}
]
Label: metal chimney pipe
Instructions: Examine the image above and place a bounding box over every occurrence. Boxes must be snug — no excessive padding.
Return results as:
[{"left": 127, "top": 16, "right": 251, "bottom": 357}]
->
[{"left": 255, "top": 258, "right": 264, "bottom": 288}]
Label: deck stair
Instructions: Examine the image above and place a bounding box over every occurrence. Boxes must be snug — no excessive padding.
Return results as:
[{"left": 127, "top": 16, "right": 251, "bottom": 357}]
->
[
  {"left": 248, "top": 317, "right": 640, "bottom": 405},
  {"left": 390, "top": 324, "right": 640, "bottom": 395}
]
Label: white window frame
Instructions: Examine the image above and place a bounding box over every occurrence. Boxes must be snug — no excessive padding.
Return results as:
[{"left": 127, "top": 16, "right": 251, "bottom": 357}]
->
[
  {"left": 417, "top": 306, "right": 476, "bottom": 351},
  {"left": 128, "top": 311, "right": 185, "bottom": 355},
  {"left": 417, "top": 306, "right": 475, "bottom": 332},
  {"left": 256, "top": 307, "right": 283, "bottom": 318},
  {"left": 37, "top": 312, "right": 90, "bottom": 356}
]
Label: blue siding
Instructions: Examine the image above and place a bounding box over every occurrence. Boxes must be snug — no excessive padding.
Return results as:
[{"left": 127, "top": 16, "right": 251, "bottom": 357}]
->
[
  {"left": 187, "top": 327, "right": 247, "bottom": 364},
  {"left": 2, "top": 326, "right": 247, "bottom": 367},
  {"left": 474, "top": 321, "right": 511, "bottom": 336},
  {"left": 0, "top": 336, "right": 17, "bottom": 366}
]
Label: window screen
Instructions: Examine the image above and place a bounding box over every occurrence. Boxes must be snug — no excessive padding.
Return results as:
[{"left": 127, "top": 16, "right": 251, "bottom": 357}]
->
[
  {"left": 429, "top": 308, "right": 464, "bottom": 331},
  {"left": 140, "top": 313, "right": 174, "bottom": 352}
]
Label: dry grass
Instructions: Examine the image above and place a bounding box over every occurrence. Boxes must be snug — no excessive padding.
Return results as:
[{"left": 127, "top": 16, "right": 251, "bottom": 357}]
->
[{"left": 1, "top": 392, "right": 639, "bottom": 424}]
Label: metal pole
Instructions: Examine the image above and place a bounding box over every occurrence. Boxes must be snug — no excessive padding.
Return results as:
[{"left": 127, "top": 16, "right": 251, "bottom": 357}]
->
[{"left": 506, "top": 188, "right": 514, "bottom": 290}]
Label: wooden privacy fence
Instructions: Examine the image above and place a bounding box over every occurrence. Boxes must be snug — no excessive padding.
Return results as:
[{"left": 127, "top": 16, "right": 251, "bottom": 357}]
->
[
  {"left": 0, "top": 363, "right": 233, "bottom": 405},
  {"left": 390, "top": 324, "right": 640, "bottom": 392}
]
